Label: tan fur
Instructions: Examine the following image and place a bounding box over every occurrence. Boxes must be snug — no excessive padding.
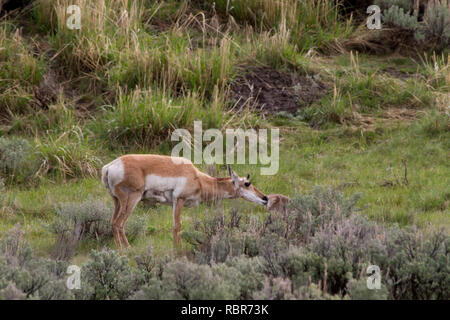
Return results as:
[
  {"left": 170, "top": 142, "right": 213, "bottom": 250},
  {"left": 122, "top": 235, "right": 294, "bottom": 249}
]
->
[
  {"left": 266, "top": 194, "right": 291, "bottom": 214},
  {"left": 102, "top": 154, "right": 267, "bottom": 248}
]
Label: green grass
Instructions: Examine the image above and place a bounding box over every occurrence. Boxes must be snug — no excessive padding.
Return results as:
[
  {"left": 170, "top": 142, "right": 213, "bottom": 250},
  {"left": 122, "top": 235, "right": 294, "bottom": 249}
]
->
[
  {"left": 2, "top": 111, "right": 448, "bottom": 263},
  {"left": 0, "top": 22, "right": 49, "bottom": 115},
  {"left": 92, "top": 87, "right": 225, "bottom": 150}
]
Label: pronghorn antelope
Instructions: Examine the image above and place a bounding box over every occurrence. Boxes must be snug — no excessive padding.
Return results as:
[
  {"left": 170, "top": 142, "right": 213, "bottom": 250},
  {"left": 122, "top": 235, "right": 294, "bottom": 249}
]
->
[
  {"left": 101, "top": 154, "right": 268, "bottom": 248},
  {"left": 266, "top": 194, "right": 291, "bottom": 214}
]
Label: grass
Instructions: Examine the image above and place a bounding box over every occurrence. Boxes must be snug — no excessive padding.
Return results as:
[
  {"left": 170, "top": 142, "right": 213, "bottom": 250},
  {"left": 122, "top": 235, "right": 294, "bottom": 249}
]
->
[
  {"left": 2, "top": 111, "right": 449, "bottom": 262},
  {"left": 0, "top": 22, "right": 48, "bottom": 115},
  {"left": 0, "top": 0, "right": 448, "bottom": 267}
]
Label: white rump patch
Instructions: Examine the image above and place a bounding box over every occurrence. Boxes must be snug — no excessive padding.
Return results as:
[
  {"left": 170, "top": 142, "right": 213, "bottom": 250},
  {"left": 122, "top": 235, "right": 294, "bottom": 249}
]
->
[{"left": 105, "top": 158, "right": 125, "bottom": 196}]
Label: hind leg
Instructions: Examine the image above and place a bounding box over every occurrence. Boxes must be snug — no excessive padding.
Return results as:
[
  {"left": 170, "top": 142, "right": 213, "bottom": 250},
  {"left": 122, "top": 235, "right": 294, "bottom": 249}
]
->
[
  {"left": 110, "top": 196, "right": 122, "bottom": 248},
  {"left": 116, "top": 190, "right": 142, "bottom": 248},
  {"left": 112, "top": 187, "right": 132, "bottom": 249}
]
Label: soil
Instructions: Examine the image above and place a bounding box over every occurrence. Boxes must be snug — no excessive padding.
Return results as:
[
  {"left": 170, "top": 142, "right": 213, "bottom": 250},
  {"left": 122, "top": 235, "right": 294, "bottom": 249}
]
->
[
  {"left": 382, "top": 67, "right": 418, "bottom": 79},
  {"left": 229, "top": 66, "right": 327, "bottom": 115}
]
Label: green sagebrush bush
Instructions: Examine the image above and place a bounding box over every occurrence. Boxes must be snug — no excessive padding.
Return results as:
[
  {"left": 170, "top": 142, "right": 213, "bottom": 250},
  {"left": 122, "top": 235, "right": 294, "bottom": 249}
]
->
[
  {"left": 253, "top": 277, "right": 345, "bottom": 300},
  {"left": 183, "top": 187, "right": 362, "bottom": 264},
  {"left": 133, "top": 257, "right": 241, "bottom": 300},
  {"left": 50, "top": 199, "right": 146, "bottom": 260},
  {"left": 375, "top": 0, "right": 414, "bottom": 12},
  {"left": 182, "top": 187, "right": 449, "bottom": 299},
  {"left": 253, "top": 277, "right": 297, "bottom": 300},
  {"left": 182, "top": 208, "right": 250, "bottom": 264},
  {"left": 382, "top": 5, "right": 419, "bottom": 30},
  {"left": 382, "top": 227, "right": 449, "bottom": 300},
  {"left": 132, "top": 249, "right": 264, "bottom": 300},
  {"left": 414, "top": 3, "right": 450, "bottom": 49},
  {"left": 347, "top": 278, "right": 389, "bottom": 300},
  {"left": 76, "top": 249, "right": 143, "bottom": 300},
  {"left": 1, "top": 187, "right": 448, "bottom": 300},
  {"left": 0, "top": 224, "right": 73, "bottom": 300},
  {"left": 380, "top": 2, "right": 450, "bottom": 50},
  {"left": 160, "top": 258, "right": 240, "bottom": 300},
  {"left": 0, "top": 137, "right": 37, "bottom": 182},
  {"left": 220, "top": 256, "right": 265, "bottom": 299}
]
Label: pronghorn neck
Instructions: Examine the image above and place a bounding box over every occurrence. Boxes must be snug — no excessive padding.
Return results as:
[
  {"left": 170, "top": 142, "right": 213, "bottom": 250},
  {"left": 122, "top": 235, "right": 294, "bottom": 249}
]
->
[{"left": 198, "top": 173, "right": 236, "bottom": 202}]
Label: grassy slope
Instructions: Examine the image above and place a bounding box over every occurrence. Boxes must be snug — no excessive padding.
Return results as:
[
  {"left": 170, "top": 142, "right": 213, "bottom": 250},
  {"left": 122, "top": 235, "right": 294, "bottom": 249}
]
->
[
  {"left": 4, "top": 110, "right": 449, "bottom": 263},
  {"left": 0, "top": 0, "right": 448, "bottom": 264}
]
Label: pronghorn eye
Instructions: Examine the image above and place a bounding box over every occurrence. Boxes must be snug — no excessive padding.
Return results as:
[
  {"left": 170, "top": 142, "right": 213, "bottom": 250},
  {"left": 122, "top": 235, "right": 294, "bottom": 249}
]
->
[{"left": 244, "top": 182, "right": 251, "bottom": 187}]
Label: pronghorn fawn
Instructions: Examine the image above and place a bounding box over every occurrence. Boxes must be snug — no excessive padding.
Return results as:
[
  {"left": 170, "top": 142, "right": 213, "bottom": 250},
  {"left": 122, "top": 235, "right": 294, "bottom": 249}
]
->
[
  {"left": 101, "top": 154, "right": 268, "bottom": 248},
  {"left": 266, "top": 194, "right": 291, "bottom": 214}
]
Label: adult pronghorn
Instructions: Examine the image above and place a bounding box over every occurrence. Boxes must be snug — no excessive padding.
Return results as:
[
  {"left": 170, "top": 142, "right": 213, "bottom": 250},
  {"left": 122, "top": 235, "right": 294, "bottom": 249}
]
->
[{"left": 101, "top": 154, "right": 268, "bottom": 248}]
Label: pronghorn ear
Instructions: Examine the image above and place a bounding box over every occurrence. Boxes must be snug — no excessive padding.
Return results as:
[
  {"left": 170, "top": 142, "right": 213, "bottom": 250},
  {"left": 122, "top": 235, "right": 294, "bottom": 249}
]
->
[{"left": 227, "top": 165, "right": 239, "bottom": 188}]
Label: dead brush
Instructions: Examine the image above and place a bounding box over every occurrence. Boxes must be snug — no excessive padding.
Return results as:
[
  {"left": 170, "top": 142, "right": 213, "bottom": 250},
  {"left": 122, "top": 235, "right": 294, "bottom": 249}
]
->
[
  {"left": 417, "top": 52, "right": 450, "bottom": 90},
  {"left": 42, "top": 0, "right": 145, "bottom": 75}
]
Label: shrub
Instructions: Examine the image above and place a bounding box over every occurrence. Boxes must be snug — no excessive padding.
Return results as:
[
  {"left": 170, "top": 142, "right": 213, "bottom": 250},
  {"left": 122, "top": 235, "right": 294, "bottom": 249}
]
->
[
  {"left": 379, "top": 1, "right": 450, "bottom": 50},
  {"left": 0, "top": 282, "right": 26, "bottom": 300},
  {"left": 182, "top": 187, "right": 449, "bottom": 299},
  {"left": 159, "top": 257, "right": 240, "bottom": 300},
  {"left": 2, "top": 188, "right": 448, "bottom": 300},
  {"left": 280, "top": 187, "right": 362, "bottom": 243},
  {"left": 0, "top": 224, "right": 73, "bottom": 300},
  {"left": 134, "top": 245, "right": 157, "bottom": 284},
  {"left": 0, "top": 137, "right": 36, "bottom": 182},
  {"left": 184, "top": 187, "right": 363, "bottom": 266},
  {"left": 382, "top": 6, "right": 419, "bottom": 31},
  {"left": 414, "top": 3, "right": 450, "bottom": 49},
  {"left": 296, "top": 282, "right": 346, "bottom": 300},
  {"left": 221, "top": 256, "right": 265, "bottom": 299},
  {"left": 347, "top": 278, "right": 389, "bottom": 300},
  {"left": 382, "top": 227, "right": 449, "bottom": 300},
  {"left": 307, "top": 215, "right": 386, "bottom": 295},
  {"left": 183, "top": 208, "right": 249, "bottom": 264},
  {"left": 375, "top": 0, "right": 413, "bottom": 12},
  {"left": 130, "top": 278, "right": 166, "bottom": 300},
  {"left": 273, "top": 246, "right": 323, "bottom": 291},
  {"left": 50, "top": 199, "right": 146, "bottom": 260},
  {"left": 77, "top": 249, "right": 142, "bottom": 300},
  {"left": 253, "top": 277, "right": 296, "bottom": 300}
]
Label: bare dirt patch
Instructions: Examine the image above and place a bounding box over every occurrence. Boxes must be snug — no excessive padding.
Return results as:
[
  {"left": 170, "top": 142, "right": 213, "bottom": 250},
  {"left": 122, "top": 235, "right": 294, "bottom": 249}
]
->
[
  {"left": 229, "top": 66, "right": 327, "bottom": 115},
  {"left": 345, "top": 107, "right": 424, "bottom": 130},
  {"left": 382, "top": 67, "right": 418, "bottom": 80},
  {"left": 380, "top": 107, "right": 425, "bottom": 121}
]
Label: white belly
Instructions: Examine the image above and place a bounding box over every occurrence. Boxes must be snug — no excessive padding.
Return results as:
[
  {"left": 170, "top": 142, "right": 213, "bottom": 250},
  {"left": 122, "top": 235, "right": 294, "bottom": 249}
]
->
[{"left": 145, "top": 174, "right": 187, "bottom": 198}]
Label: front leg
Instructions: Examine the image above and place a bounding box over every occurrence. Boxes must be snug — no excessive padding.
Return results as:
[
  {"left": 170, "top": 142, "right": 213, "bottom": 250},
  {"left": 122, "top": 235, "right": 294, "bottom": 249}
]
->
[{"left": 172, "top": 197, "right": 185, "bottom": 246}]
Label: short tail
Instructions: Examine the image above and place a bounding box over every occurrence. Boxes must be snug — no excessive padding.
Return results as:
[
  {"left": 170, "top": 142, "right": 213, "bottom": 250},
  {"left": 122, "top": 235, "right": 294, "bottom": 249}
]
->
[{"left": 101, "top": 165, "right": 112, "bottom": 195}]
